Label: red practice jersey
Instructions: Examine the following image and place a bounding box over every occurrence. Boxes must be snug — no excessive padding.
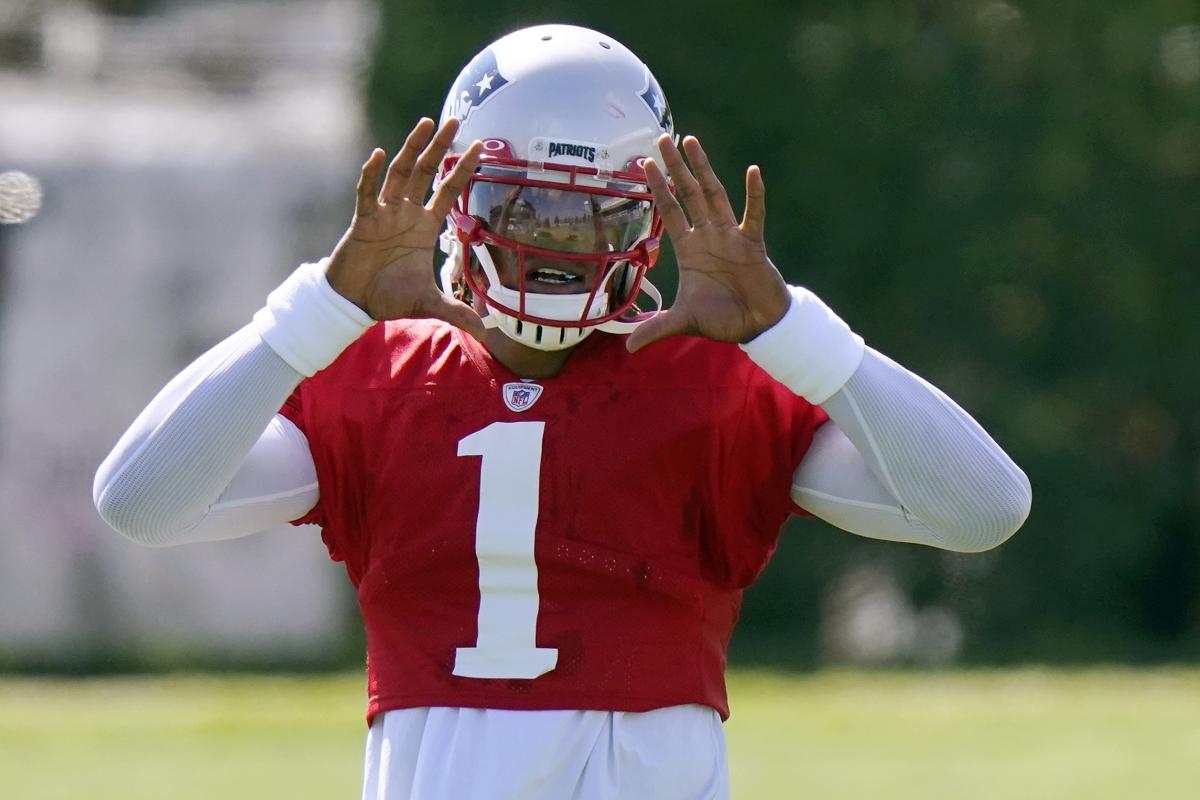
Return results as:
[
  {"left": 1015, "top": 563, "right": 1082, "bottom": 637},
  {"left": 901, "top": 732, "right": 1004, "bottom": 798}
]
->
[{"left": 282, "top": 321, "right": 827, "bottom": 722}]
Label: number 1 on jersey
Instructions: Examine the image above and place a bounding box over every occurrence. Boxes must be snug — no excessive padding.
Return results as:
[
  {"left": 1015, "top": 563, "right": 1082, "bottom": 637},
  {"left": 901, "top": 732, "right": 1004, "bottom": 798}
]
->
[{"left": 453, "top": 421, "right": 558, "bottom": 680}]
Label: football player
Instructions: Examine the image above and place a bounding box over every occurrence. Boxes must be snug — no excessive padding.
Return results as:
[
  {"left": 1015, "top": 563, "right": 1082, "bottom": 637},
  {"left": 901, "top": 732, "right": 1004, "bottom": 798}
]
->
[{"left": 94, "top": 24, "right": 1031, "bottom": 800}]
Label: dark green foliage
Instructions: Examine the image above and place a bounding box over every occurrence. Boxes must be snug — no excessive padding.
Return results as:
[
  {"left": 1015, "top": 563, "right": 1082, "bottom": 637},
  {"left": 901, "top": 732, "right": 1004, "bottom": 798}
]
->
[{"left": 368, "top": 1, "right": 1200, "bottom": 663}]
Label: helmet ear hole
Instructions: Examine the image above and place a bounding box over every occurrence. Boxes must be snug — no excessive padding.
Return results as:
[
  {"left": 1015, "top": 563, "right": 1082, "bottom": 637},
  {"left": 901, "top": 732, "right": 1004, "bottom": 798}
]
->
[
  {"left": 613, "top": 264, "right": 631, "bottom": 307},
  {"left": 453, "top": 276, "right": 472, "bottom": 304},
  {"left": 438, "top": 234, "right": 472, "bottom": 304}
]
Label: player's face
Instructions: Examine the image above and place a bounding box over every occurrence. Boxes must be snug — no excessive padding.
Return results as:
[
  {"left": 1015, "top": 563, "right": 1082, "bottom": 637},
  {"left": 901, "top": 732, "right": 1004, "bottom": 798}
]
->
[
  {"left": 468, "top": 176, "right": 653, "bottom": 296},
  {"left": 483, "top": 247, "right": 603, "bottom": 296}
]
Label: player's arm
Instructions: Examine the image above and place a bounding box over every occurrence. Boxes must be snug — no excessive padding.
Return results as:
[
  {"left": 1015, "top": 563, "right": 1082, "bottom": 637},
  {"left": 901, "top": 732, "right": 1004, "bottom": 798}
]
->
[
  {"left": 93, "top": 322, "right": 324, "bottom": 545},
  {"left": 94, "top": 119, "right": 484, "bottom": 545},
  {"left": 627, "top": 134, "right": 1030, "bottom": 552},
  {"left": 740, "top": 294, "right": 1030, "bottom": 552}
]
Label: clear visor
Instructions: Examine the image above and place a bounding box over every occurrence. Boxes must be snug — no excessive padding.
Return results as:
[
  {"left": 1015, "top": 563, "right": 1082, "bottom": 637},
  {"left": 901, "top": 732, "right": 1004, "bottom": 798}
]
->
[{"left": 467, "top": 166, "right": 653, "bottom": 255}]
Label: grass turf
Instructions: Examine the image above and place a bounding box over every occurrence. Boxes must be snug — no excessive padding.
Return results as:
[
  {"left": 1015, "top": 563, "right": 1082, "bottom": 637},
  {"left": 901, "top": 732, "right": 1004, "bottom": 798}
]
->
[{"left": 0, "top": 668, "right": 1196, "bottom": 798}]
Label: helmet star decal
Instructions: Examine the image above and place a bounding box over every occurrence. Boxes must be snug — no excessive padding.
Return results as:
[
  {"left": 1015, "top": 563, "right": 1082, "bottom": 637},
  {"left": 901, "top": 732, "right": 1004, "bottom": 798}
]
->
[
  {"left": 449, "top": 48, "right": 510, "bottom": 124},
  {"left": 639, "top": 72, "right": 672, "bottom": 132}
]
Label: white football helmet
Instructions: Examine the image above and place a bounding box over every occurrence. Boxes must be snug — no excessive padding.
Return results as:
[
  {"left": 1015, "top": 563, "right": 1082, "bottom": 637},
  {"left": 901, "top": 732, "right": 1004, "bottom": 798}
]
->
[{"left": 437, "top": 24, "right": 674, "bottom": 351}]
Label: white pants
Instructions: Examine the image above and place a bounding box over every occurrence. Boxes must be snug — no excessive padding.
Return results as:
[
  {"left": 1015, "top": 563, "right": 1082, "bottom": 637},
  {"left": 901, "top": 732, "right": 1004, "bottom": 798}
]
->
[{"left": 361, "top": 704, "right": 729, "bottom": 800}]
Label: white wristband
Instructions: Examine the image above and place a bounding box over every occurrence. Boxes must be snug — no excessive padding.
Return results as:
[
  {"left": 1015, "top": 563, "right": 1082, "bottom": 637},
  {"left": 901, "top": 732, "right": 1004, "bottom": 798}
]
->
[
  {"left": 740, "top": 286, "right": 865, "bottom": 404},
  {"left": 251, "top": 259, "right": 375, "bottom": 377}
]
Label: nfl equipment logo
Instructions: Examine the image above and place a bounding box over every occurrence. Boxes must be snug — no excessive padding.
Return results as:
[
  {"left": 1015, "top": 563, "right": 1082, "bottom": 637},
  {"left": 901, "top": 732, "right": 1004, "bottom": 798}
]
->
[{"left": 503, "top": 382, "right": 544, "bottom": 412}]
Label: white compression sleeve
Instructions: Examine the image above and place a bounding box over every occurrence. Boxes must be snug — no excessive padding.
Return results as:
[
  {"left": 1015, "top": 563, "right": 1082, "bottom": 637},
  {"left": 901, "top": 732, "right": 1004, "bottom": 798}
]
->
[
  {"left": 93, "top": 324, "right": 317, "bottom": 545},
  {"left": 94, "top": 262, "right": 374, "bottom": 546},
  {"left": 743, "top": 287, "right": 1031, "bottom": 552},
  {"left": 799, "top": 348, "right": 1032, "bottom": 551}
]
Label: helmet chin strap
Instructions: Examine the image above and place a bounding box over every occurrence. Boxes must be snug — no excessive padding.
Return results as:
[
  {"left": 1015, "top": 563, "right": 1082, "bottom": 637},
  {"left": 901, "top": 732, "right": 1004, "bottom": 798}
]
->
[
  {"left": 458, "top": 241, "right": 662, "bottom": 351},
  {"left": 594, "top": 279, "right": 662, "bottom": 335}
]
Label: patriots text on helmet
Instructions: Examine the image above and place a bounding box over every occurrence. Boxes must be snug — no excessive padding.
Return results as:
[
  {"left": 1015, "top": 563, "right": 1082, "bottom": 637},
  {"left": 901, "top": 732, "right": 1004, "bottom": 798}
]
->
[{"left": 547, "top": 142, "right": 596, "bottom": 162}]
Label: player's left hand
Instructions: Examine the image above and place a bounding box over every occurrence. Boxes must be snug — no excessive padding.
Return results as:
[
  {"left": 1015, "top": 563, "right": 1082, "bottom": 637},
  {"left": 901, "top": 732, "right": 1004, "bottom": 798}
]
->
[{"left": 626, "top": 135, "right": 791, "bottom": 353}]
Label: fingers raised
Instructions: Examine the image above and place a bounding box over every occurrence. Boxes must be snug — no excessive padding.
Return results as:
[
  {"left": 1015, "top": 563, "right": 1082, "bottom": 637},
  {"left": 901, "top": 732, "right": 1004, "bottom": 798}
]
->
[
  {"left": 355, "top": 149, "right": 386, "bottom": 218},
  {"left": 428, "top": 139, "right": 483, "bottom": 219},
  {"left": 643, "top": 156, "right": 689, "bottom": 238},
  {"left": 381, "top": 118, "right": 436, "bottom": 204},
  {"left": 655, "top": 134, "right": 709, "bottom": 228},
  {"left": 740, "top": 165, "right": 766, "bottom": 241},
  {"left": 681, "top": 136, "right": 737, "bottom": 226},
  {"left": 407, "top": 117, "right": 461, "bottom": 201}
]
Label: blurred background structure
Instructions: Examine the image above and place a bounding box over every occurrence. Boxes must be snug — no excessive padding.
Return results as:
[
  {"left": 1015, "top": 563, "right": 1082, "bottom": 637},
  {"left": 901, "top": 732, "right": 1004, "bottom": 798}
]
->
[
  {"left": 0, "top": 0, "right": 372, "bottom": 669},
  {"left": 1, "top": 0, "right": 1198, "bottom": 673}
]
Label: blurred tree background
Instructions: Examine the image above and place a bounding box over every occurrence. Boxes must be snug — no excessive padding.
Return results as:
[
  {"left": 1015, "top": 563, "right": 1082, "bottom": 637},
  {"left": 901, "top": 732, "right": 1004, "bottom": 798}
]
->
[{"left": 367, "top": 0, "right": 1200, "bottom": 665}]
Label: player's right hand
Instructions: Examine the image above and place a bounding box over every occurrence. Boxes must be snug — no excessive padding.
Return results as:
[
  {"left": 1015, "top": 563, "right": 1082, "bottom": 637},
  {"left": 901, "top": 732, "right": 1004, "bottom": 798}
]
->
[{"left": 325, "top": 117, "right": 485, "bottom": 339}]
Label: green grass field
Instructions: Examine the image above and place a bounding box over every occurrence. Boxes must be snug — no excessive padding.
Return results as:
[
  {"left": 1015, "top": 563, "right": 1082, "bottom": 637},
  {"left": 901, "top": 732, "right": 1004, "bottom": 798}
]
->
[{"left": 1, "top": 668, "right": 1197, "bottom": 799}]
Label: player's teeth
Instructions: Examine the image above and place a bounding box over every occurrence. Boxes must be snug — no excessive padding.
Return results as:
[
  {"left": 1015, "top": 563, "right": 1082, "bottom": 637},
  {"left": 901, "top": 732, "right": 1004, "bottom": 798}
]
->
[{"left": 531, "top": 270, "right": 580, "bottom": 283}]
